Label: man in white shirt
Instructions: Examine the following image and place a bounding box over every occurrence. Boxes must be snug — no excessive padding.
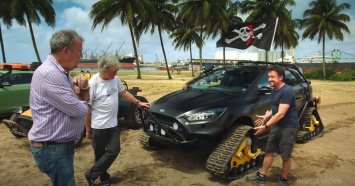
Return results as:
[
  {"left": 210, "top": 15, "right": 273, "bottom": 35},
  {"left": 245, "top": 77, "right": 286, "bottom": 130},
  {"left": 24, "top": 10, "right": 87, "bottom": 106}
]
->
[{"left": 84, "top": 55, "right": 150, "bottom": 186}]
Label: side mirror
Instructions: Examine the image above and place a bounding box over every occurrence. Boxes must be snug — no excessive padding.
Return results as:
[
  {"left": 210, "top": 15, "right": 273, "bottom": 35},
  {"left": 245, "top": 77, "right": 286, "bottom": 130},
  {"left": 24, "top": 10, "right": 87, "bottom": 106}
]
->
[
  {"left": 200, "top": 64, "right": 215, "bottom": 74},
  {"left": 258, "top": 86, "right": 272, "bottom": 95}
]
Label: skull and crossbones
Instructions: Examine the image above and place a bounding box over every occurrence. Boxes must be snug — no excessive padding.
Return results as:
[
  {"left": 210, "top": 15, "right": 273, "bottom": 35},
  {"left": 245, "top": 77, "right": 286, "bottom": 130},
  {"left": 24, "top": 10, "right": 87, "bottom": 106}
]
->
[{"left": 225, "top": 23, "right": 266, "bottom": 44}]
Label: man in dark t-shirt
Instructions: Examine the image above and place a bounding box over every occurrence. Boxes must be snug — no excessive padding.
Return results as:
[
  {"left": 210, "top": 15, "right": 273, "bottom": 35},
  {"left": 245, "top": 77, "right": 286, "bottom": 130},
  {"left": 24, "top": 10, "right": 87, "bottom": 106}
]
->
[{"left": 247, "top": 65, "right": 299, "bottom": 186}]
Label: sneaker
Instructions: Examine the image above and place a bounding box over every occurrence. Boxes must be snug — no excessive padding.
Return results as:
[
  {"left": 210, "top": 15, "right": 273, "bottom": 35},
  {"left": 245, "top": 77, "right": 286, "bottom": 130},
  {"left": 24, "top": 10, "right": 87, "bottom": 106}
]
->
[
  {"left": 246, "top": 172, "right": 267, "bottom": 183},
  {"left": 101, "top": 180, "right": 110, "bottom": 186},
  {"left": 85, "top": 170, "right": 95, "bottom": 186},
  {"left": 279, "top": 178, "right": 288, "bottom": 186}
]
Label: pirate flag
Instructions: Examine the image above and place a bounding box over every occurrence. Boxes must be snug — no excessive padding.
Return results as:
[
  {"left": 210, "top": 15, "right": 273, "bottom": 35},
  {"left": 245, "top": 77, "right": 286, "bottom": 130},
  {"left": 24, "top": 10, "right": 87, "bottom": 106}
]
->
[{"left": 216, "top": 18, "right": 278, "bottom": 51}]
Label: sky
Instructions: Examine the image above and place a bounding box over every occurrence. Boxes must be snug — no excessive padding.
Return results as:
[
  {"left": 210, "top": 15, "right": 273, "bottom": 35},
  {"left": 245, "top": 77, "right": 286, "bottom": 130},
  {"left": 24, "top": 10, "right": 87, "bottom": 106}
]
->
[{"left": 1, "top": 0, "right": 355, "bottom": 64}]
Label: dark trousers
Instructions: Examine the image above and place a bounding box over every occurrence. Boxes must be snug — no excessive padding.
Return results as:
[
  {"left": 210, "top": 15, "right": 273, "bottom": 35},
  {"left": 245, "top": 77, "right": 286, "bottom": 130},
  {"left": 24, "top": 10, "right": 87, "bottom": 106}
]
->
[{"left": 89, "top": 126, "right": 121, "bottom": 181}]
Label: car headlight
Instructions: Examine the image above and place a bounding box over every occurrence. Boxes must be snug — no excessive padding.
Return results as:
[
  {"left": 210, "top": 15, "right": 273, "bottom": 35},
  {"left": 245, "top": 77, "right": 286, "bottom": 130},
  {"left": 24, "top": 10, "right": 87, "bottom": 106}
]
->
[{"left": 185, "top": 108, "right": 226, "bottom": 121}]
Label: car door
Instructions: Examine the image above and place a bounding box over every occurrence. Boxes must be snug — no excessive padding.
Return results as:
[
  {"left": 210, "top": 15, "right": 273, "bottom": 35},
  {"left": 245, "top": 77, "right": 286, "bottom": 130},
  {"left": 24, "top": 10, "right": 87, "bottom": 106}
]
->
[
  {"left": 251, "top": 71, "right": 273, "bottom": 139},
  {"left": 254, "top": 71, "right": 272, "bottom": 120},
  {"left": 284, "top": 69, "right": 306, "bottom": 116},
  {"left": 0, "top": 72, "right": 32, "bottom": 115}
]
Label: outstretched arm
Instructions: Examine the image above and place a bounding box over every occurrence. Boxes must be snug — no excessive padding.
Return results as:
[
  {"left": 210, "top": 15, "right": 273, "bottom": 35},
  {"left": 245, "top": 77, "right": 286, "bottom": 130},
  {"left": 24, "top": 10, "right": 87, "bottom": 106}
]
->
[
  {"left": 119, "top": 90, "right": 151, "bottom": 108},
  {"left": 254, "top": 104, "right": 290, "bottom": 136}
]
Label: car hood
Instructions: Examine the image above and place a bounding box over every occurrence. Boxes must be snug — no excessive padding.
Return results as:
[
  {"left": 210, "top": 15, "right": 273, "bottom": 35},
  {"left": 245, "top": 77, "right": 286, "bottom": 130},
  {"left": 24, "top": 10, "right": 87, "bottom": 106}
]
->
[{"left": 150, "top": 89, "right": 236, "bottom": 117}]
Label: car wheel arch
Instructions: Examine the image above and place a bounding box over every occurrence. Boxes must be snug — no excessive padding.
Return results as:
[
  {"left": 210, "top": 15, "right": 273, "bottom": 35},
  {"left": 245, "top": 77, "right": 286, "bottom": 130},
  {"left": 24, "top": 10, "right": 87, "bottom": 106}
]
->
[{"left": 229, "top": 116, "right": 254, "bottom": 128}]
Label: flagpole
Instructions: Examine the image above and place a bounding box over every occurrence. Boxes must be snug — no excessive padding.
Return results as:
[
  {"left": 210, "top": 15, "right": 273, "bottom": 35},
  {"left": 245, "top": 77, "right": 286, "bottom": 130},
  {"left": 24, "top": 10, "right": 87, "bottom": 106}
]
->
[
  {"left": 265, "top": 18, "right": 279, "bottom": 62},
  {"left": 270, "top": 18, "right": 279, "bottom": 52}
]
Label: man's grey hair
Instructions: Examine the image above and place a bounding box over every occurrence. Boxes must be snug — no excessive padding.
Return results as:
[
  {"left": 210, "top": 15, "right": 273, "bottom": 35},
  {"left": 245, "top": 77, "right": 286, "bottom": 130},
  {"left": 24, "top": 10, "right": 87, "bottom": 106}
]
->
[
  {"left": 98, "top": 55, "right": 120, "bottom": 73},
  {"left": 50, "top": 30, "right": 84, "bottom": 54}
]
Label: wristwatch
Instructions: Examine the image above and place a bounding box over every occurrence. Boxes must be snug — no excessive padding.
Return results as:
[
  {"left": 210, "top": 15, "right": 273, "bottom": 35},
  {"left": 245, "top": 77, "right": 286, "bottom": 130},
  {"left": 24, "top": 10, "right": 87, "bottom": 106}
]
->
[
  {"left": 136, "top": 100, "right": 141, "bottom": 105},
  {"left": 80, "top": 86, "right": 90, "bottom": 92}
]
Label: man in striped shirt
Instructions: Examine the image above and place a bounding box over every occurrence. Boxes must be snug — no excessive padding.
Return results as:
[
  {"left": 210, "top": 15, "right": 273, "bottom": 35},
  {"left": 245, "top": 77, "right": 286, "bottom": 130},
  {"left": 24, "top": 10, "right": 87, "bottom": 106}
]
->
[{"left": 28, "top": 30, "right": 89, "bottom": 186}]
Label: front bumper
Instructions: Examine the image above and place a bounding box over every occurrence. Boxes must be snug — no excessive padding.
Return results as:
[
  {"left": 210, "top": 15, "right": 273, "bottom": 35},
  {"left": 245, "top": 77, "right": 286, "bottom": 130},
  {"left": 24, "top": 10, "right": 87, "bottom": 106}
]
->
[{"left": 141, "top": 109, "right": 203, "bottom": 144}]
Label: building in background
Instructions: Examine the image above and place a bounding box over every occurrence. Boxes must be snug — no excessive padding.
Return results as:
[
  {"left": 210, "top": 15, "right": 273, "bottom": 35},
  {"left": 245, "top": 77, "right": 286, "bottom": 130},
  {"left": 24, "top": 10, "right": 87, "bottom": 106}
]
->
[
  {"left": 138, "top": 55, "right": 144, "bottom": 63},
  {"left": 214, "top": 46, "right": 284, "bottom": 63}
]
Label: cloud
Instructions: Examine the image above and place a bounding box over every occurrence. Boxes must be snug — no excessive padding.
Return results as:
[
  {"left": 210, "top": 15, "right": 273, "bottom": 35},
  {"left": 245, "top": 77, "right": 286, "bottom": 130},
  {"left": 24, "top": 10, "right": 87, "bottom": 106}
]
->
[{"left": 1, "top": 0, "right": 354, "bottom": 64}]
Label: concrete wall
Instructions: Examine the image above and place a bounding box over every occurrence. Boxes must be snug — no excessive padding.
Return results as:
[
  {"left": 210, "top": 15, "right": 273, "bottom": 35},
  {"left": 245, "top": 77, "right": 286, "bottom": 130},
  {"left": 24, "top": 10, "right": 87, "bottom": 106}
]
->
[{"left": 294, "top": 63, "right": 355, "bottom": 72}]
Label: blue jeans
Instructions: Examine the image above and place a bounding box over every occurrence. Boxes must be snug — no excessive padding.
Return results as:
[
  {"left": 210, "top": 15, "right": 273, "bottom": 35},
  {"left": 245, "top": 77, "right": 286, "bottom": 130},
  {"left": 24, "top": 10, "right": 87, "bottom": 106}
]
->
[{"left": 30, "top": 142, "right": 76, "bottom": 186}]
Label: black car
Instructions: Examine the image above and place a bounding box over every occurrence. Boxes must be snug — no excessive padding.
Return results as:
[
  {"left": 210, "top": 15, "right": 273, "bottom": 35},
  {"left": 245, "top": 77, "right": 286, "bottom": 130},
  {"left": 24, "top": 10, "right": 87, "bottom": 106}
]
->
[{"left": 139, "top": 61, "right": 323, "bottom": 179}]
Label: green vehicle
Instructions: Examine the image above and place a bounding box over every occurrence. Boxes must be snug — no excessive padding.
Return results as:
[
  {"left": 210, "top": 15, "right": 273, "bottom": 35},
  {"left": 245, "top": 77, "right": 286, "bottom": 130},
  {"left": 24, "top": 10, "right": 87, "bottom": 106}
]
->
[
  {"left": 0, "top": 64, "right": 33, "bottom": 118},
  {"left": 2, "top": 63, "right": 148, "bottom": 147}
]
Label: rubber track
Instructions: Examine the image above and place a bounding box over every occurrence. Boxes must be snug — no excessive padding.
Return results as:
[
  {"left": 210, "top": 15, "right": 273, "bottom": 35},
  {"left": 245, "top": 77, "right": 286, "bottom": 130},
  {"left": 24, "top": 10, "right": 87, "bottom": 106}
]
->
[
  {"left": 2, "top": 119, "right": 28, "bottom": 137},
  {"left": 206, "top": 125, "right": 263, "bottom": 179},
  {"left": 297, "top": 107, "right": 324, "bottom": 143},
  {"left": 139, "top": 131, "right": 150, "bottom": 147}
]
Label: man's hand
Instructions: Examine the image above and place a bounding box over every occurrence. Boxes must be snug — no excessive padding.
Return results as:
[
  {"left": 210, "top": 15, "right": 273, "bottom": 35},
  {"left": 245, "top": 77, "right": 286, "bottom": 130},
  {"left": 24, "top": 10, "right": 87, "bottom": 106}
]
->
[
  {"left": 72, "top": 75, "right": 89, "bottom": 101},
  {"left": 255, "top": 115, "right": 267, "bottom": 126},
  {"left": 138, "top": 101, "right": 151, "bottom": 108},
  {"left": 254, "top": 125, "right": 266, "bottom": 136},
  {"left": 86, "top": 130, "right": 92, "bottom": 140},
  {"left": 72, "top": 75, "right": 88, "bottom": 89},
  {"left": 73, "top": 85, "right": 80, "bottom": 96}
]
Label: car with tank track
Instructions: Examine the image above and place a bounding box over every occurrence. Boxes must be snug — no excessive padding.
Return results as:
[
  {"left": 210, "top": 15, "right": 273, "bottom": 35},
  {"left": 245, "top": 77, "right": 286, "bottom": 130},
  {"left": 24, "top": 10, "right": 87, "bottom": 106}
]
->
[{"left": 138, "top": 61, "right": 323, "bottom": 179}]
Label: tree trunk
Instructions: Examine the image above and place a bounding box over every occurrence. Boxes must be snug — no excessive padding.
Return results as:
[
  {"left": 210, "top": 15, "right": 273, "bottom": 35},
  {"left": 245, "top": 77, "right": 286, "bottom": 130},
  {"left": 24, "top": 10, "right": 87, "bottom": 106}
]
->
[
  {"left": 281, "top": 45, "right": 284, "bottom": 62},
  {"left": 158, "top": 24, "right": 172, "bottom": 79},
  {"left": 189, "top": 41, "right": 194, "bottom": 77},
  {"left": 128, "top": 23, "right": 141, "bottom": 79},
  {"left": 322, "top": 34, "right": 326, "bottom": 79},
  {"left": 199, "top": 27, "right": 203, "bottom": 70},
  {"left": 26, "top": 13, "right": 41, "bottom": 62},
  {"left": 0, "top": 24, "right": 6, "bottom": 63}
]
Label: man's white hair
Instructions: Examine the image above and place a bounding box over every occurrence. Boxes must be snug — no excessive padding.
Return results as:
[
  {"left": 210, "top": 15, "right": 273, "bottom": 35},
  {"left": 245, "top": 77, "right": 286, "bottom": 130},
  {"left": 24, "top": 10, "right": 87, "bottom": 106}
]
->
[{"left": 98, "top": 55, "right": 120, "bottom": 74}]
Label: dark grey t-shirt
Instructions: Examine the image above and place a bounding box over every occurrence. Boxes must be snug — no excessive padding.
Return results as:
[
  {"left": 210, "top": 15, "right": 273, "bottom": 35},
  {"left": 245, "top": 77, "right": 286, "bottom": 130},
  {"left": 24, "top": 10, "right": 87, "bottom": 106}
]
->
[{"left": 271, "top": 84, "right": 299, "bottom": 128}]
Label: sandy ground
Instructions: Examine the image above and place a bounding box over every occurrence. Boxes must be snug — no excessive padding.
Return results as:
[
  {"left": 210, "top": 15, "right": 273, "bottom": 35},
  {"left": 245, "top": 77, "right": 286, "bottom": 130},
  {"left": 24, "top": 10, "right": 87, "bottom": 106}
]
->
[{"left": 1, "top": 75, "right": 355, "bottom": 186}]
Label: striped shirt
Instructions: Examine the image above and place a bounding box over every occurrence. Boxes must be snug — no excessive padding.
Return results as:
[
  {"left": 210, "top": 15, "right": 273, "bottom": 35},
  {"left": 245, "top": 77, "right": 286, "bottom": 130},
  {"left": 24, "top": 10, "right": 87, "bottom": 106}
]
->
[{"left": 28, "top": 55, "right": 88, "bottom": 142}]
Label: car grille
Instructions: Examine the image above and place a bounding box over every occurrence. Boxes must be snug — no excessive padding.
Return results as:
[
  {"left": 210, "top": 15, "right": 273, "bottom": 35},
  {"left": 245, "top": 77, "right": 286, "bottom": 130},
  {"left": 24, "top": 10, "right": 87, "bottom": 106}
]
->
[{"left": 144, "top": 112, "right": 195, "bottom": 142}]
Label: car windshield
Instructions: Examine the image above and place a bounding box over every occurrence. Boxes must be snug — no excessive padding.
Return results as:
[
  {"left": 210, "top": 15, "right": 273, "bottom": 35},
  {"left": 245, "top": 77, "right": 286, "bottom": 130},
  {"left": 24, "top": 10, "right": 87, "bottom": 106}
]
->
[{"left": 188, "top": 68, "right": 262, "bottom": 93}]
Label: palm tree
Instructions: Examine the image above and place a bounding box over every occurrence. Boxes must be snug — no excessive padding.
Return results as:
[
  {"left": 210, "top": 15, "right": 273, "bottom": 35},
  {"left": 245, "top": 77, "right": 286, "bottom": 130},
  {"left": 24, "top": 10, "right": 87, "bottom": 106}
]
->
[
  {"left": 239, "top": 0, "right": 297, "bottom": 62},
  {"left": 0, "top": 0, "right": 56, "bottom": 63},
  {"left": 177, "top": 0, "right": 229, "bottom": 70},
  {"left": 89, "top": 0, "right": 154, "bottom": 79},
  {"left": 137, "top": 0, "right": 178, "bottom": 80},
  {"left": 0, "top": 24, "right": 6, "bottom": 63},
  {"left": 220, "top": 0, "right": 243, "bottom": 65},
  {"left": 301, "top": 0, "right": 350, "bottom": 79},
  {"left": 0, "top": 2, "right": 12, "bottom": 63},
  {"left": 170, "top": 22, "right": 203, "bottom": 77},
  {"left": 273, "top": 10, "right": 299, "bottom": 62}
]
